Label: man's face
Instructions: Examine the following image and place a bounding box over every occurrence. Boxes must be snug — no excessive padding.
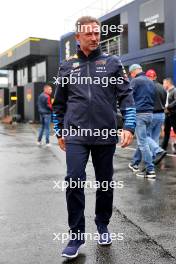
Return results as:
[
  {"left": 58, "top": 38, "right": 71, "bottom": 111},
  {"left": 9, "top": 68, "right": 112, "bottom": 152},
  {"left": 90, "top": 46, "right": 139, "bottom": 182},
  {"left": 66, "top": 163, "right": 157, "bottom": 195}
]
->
[
  {"left": 147, "top": 76, "right": 155, "bottom": 81},
  {"left": 130, "top": 69, "right": 142, "bottom": 79},
  {"left": 130, "top": 70, "right": 137, "bottom": 79},
  {"left": 75, "top": 22, "right": 100, "bottom": 54},
  {"left": 44, "top": 86, "right": 52, "bottom": 95},
  {"left": 163, "top": 80, "right": 169, "bottom": 90}
]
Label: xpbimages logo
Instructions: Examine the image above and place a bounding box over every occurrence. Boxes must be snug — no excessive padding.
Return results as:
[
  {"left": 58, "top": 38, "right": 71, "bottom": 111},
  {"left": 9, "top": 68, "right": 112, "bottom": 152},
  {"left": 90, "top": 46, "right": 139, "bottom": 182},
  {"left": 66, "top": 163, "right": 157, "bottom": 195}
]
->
[
  {"left": 54, "top": 126, "right": 119, "bottom": 140},
  {"left": 53, "top": 179, "right": 124, "bottom": 191},
  {"left": 76, "top": 22, "right": 124, "bottom": 36},
  {"left": 53, "top": 75, "right": 124, "bottom": 88},
  {"left": 53, "top": 127, "right": 123, "bottom": 140},
  {"left": 53, "top": 231, "right": 124, "bottom": 243}
]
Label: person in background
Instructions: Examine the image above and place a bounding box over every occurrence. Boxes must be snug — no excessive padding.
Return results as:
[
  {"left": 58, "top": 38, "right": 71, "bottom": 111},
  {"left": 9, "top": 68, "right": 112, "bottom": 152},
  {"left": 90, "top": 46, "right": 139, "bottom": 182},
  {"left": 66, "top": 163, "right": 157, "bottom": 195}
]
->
[
  {"left": 130, "top": 69, "right": 167, "bottom": 169},
  {"left": 145, "top": 69, "right": 167, "bottom": 164},
  {"left": 128, "top": 64, "right": 156, "bottom": 179},
  {"left": 37, "top": 83, "right": 53, "bottom": 146},
  {"left": 161, "top": 78, "right": 176, "bottom": 153}
]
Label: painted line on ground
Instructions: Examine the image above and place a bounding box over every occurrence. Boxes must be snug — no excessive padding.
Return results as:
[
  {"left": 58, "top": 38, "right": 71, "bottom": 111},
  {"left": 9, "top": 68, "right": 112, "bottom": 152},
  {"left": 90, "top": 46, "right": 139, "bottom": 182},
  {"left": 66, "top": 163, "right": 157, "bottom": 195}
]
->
[{"left": 116, "top": 145, "right": 176, "bottom": 158}]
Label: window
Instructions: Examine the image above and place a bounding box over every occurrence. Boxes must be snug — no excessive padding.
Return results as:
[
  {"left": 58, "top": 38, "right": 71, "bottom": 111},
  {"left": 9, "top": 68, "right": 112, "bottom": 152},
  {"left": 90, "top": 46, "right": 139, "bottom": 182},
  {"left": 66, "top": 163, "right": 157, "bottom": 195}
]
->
[
  {"left": 140, "top": 0, "right": 165, "bottom": 49},
  {"left": 31, "top": 61, "right": 46, "bottom": 82},
  {"left": 37, "top": 61, "right": 46, "bottom": 82},
  {"left": 31, "top": 65, "right": 37, "bottom": 82},
  {"left": 23, "top": 67, "right": 28, "bottom": 84},
  {"left": 8, "top": 70, "right": 14, "bottom": 88},
  {"left": 120, "top": 12, "right": 128, "bottom": 54},
  {"left": 17, "top": 67, "right": 28, "bottom": 86},
  {"left": 100, "top": 13, "right": 128, "bottom": 56}
]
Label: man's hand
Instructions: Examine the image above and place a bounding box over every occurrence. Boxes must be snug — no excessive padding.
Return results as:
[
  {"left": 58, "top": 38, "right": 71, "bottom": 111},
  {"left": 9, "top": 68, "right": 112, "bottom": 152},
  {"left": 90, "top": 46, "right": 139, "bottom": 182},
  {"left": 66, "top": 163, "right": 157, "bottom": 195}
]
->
[
  {"left": 164, "top": 108, "right": 169, "bottom": 114},
  {"left": 120, "top": 130, "right": 134, "bottom": 148},
  {"left": 58, "top": 138, "right": 66, "bottom": 151}
]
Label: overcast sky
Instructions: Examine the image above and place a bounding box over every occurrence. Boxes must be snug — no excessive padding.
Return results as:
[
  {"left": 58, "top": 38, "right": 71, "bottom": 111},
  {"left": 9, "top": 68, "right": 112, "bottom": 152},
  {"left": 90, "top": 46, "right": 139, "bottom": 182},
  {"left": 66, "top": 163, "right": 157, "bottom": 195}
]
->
[{"left": 0, "top": 0, "right": 133, "bottom": 54}]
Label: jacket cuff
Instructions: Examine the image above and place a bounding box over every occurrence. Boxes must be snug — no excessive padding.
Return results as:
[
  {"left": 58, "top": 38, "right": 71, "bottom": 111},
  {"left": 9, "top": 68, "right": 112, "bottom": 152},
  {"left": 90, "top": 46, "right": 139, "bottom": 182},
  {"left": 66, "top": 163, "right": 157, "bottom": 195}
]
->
[{"left": 123, "top": 127, "right": 135, "bottom": 135}]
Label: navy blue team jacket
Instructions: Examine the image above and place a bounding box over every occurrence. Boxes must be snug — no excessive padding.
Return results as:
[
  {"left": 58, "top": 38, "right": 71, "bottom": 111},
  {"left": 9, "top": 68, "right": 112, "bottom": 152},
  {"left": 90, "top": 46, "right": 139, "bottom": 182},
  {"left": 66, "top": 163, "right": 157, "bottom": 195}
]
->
[{"left": 52, "top": 46, "right": 136, "bottom": 144}]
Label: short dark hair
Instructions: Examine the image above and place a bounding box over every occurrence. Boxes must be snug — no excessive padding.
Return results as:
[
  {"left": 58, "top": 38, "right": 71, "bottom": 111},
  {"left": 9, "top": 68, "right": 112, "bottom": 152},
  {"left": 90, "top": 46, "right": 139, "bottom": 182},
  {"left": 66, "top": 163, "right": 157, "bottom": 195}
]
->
[
  {"left": 163, "top": 78, "right": 173, "bottom": 85},
  {"left": 44, "top": 82, "right": 53, "bottom": 89},
  {"left": 75, "top": 16, "right": 101, "bottom": 33}
]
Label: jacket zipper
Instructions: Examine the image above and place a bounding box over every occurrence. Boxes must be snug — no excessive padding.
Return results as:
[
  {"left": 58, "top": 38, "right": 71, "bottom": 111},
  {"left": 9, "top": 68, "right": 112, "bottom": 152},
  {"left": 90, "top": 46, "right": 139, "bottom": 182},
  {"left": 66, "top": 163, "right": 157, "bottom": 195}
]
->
[{"left": 87, "top": 61, "right": 92, "bottom": 129}]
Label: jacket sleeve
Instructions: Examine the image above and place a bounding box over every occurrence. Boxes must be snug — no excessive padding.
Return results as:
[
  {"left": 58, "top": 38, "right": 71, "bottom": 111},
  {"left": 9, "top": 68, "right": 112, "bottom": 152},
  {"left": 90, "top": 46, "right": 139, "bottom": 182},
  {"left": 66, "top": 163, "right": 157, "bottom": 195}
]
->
[
  {"left": 37, "top": 96, "right": 41, "bottom": 113},
  {"left": 130, "top": 78, "right": 137, "bottom": 96},
  {"left": 52, "top": 66, "right": 68, "bottom": 138},
  {"left": 167, "top": 89, "right": 176, "bottom": 111},
  {"left": 115, "top": 59, "right": 136, "bottom": 134}
]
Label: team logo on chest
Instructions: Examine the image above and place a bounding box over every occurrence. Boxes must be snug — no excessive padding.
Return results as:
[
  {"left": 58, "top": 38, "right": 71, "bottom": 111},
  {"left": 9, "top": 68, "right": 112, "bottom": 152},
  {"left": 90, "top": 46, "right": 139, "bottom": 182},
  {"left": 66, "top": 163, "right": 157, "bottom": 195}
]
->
[
  {"left": 95, "top": 60, "right": 107, "bottom": 73},
  {"left": 71, "top": 62, "right": 80, "bottom": 74},
  {"left": 72, "top": 62, "right": 80, "bottom": 68}
]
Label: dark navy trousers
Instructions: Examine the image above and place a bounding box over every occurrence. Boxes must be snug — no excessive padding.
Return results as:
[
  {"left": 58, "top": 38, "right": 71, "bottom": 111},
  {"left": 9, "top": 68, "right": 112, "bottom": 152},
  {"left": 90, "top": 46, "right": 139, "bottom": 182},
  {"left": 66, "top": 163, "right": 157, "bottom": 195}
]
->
[{"left": 65, "top": 143, "right": 116, "bottom": 234}]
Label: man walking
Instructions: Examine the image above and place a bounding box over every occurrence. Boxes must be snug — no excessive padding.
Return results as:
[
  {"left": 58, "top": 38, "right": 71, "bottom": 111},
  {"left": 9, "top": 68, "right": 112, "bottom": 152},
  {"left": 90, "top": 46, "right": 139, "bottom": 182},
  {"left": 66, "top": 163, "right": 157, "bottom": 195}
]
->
[
  {"left": 162, "top": 78, "right": 176, "bottom": 153},
  {"left": 37, "top": 83, "right": 53, "bottom": 146},
  {"left": 128, "top": 64, "right": 156, "bottom": 178},
  {"left": 145, "top": 69, "right": 167, "bottom": 163},
  {"left": 52, "top": 16, "right": 136, "bottom": 259}
]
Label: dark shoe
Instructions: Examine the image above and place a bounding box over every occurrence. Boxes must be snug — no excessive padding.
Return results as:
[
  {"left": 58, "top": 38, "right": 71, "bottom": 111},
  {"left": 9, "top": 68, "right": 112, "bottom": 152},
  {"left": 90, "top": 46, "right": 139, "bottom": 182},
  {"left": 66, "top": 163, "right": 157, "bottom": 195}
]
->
[
  {"left": 154, "top": 151, "right": 167, "bottom": 165},
  {"left": 136, "top": 170, "right": 156, "bottom": 179},
  {"left": 128, "top": 163, "right": 140, "bottom": 172},
  {"left": 97, "top": 225, "right": 112, "bottom": 245},
  {"left": 61, "top": 239, "right": 85, "bottom": 259}
]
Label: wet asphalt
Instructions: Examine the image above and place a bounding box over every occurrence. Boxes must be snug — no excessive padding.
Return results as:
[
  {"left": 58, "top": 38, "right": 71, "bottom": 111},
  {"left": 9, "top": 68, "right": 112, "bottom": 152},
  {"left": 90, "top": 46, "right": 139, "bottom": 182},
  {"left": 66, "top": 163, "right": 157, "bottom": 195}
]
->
[{"left": 0, "top": 123, "right": 176, "bottom": 264}]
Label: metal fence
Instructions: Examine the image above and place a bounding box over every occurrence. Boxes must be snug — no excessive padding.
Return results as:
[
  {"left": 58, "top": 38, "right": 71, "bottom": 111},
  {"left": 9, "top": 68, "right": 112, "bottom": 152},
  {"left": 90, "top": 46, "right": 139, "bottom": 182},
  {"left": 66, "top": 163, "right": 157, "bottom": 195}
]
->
[
  {"left": 0, "top": 104, "right": 17, "bottom": 120},
  {"left": 100, "top": 36, "right": 121, "bottom": 56}
]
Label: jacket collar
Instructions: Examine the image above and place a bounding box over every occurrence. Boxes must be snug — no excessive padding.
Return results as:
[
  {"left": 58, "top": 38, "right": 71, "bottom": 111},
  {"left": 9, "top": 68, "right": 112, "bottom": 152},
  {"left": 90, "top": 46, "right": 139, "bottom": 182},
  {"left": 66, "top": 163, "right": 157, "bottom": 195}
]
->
[
  {"left": 77, "top": 45, "right": 102, "bottom": 60},
  {"left": 135, "top": 72, "right": 145, "bottom": 78},
  {"left": 168, "top": 86, "right": 175, "bottom": 93}
]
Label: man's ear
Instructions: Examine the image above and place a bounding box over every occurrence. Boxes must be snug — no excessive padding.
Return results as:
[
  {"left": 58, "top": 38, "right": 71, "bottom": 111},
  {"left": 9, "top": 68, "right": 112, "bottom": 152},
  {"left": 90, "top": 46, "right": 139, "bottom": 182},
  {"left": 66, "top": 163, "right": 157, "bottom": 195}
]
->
[
  {"left": 75, "top": 33, "right": 80, "bottom": 46},
  {"left": 75, "top": 33, "right": 79, "bottom": 42}
]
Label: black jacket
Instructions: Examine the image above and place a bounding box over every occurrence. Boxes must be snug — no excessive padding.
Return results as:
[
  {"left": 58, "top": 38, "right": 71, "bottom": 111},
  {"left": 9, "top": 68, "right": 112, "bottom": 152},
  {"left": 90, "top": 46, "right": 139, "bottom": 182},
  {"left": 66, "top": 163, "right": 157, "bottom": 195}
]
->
[
  {"left": 153, "top": 80, "right": 167, "bottom": 113},
  {"left": 167, "top": 87, "right": 176, "bottom": 114},
  {"left": 52, "top": 47, "right": 136, "bottom": 144}
]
